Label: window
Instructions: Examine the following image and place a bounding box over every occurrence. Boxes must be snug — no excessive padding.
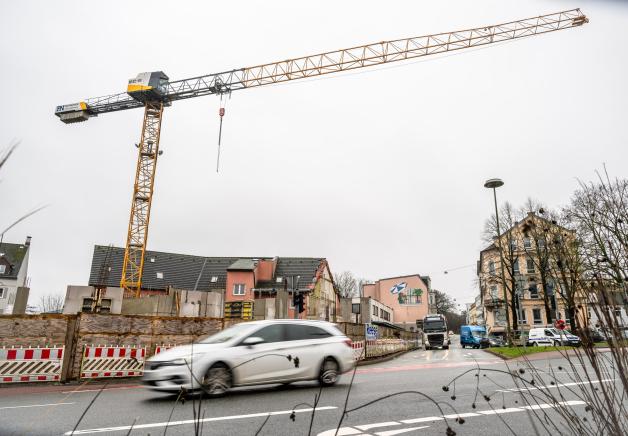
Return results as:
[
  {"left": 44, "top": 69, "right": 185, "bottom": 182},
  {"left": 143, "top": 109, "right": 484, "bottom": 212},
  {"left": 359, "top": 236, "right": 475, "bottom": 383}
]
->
[
  {"left": 526, "top": 259, "right": 535, "bottom": 273},
  {"left": 233, "top": 283, "right": 246, "bottom": 295},
  {"left": 488, "top": 261, "right": 495, "bottom": 275},
  {"left": 614, "top": 307, "right": 622, "bottom": 317},
  {"left": 0, "top": 287, "right": 6, "bottom": 299},
  {"left": 0, "top": 265, "right": 5, "bottom": 274},
  {"left": 537, "top": 239, "right": 545, "bottom": 248},
  {"left": 533, "top": 309, "right": 542, "bottom": 324},
  {"left": 285, "top": 324, "right": 331, "bottom": 341},
  {"left": 513, "top": 259, "right": 520, "bottom": 274},
  {"left": 490, "top": 286, "right": 498, "bottom": 299},
  {"left": 524, "top": 237, "right": 532, "bottom": 249},
  {"left": 156, "top": 272, "right": 164, "bottom": 279},
  {"left": 373, "top": 306, "right": 378, "bottom": 316},
  {"left": 250, "top": 324, "right": 285, "bottom": 343},
  {"left": 519, "top": 309, "right": 527, "bottom": 324},
  {"left": 529, "top": 283, "right": 539, "bottom": 299},
  {"left": 510, "top": 239, "right": 517, "bottom": 250},
  {"left": 211, "top": 276, "right": 218, "bottom": 283}
]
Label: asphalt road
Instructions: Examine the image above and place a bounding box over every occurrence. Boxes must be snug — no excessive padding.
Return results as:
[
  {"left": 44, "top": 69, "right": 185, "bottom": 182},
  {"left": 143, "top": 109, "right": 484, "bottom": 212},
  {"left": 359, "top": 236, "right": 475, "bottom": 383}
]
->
[{"left": 0, "top": 338, "right": 606, "bottom": 436}]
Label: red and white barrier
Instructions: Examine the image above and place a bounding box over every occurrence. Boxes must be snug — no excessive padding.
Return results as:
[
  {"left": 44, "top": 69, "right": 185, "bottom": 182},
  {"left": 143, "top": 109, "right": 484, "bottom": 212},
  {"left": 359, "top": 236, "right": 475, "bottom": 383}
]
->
[
  {"left": 0, "top": 346, "right": 64, "bottom": 383},
  {"left": 80, "top": 345, "right": 146, "bottom": 379},
  {"left": 154, "top": 344, "right": 174, "bottom": 355},
  {"left": 351, "top": 341, "right": 365, "bottom": 361}
]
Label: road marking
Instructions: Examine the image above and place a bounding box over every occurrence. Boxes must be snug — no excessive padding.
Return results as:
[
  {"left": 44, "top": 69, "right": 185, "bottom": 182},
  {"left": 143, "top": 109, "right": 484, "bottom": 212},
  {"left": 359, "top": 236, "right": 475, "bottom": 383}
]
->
[
  {"left": 0, "top": 402, "right": 75, "bottom": 410},
  {"left": 496, "top": 378, "right": 613, "bottom": 393},
  {"left": 61, "top": 386, "right": 142, "bottom": 394},
  {"left": 377, "top": 427, "right": 429, "bottom": 436},
  {"left": 356, "top": 360, "right": 501, "bottom": 374},
  {"left": 66, "top": 406, "right": 337, "bottom": 435},
  {"left": 357, "top": 421, "right": 400, "bottom": 430},
  {"left": 316, "top": 401, "right": 585, "bottom": 436}
]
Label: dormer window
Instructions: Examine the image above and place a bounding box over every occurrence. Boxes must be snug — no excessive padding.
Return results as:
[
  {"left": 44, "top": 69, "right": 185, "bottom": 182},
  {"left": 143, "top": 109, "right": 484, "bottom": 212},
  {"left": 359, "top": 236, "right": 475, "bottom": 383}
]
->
[
  {"left": 211, "top": 276, "right": 218, "bottom": 283},
  {"left": 276, "top": 277, "right": 283, "bottom": 283},
  {"left": 156, "top": 272, "right": 164, "bottom": 279},
  {"left": 0, "top": 265, "right": 5, "bottom": 274}
]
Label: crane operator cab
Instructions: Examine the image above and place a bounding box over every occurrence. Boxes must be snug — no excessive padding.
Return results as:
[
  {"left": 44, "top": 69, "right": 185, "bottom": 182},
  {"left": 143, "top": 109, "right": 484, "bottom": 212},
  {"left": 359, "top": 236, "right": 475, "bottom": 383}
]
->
[{"left": 127, "top": 71, "right": 170, "bottom": 103}]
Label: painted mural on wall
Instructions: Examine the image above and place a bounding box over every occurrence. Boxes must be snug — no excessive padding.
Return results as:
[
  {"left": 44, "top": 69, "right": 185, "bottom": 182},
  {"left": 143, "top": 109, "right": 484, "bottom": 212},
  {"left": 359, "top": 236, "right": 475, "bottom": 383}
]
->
[{"left": 389, "top": 282, "right": 423, "bottom": 304}]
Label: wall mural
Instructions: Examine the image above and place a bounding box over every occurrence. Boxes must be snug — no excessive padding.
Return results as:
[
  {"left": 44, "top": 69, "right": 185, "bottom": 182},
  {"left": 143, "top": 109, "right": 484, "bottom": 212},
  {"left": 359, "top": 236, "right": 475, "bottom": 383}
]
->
[{"left": 390, "top": 282, "right": 423, "bottom": 304}]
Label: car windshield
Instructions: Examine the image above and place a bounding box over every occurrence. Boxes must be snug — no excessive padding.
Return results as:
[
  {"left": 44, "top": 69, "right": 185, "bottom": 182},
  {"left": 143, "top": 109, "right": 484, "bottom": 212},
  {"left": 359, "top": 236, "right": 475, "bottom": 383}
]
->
[
  {"left": 471, "top": 331, "right": 487, "bottom": 338},
  {"left": 197, "top": 323, "right": 255, "bottom": 344}
]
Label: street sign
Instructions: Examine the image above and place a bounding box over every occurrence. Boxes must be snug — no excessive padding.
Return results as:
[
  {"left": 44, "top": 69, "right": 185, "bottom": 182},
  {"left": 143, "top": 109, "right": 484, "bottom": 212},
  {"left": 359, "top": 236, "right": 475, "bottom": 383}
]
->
[
  {"left": 224, "top": 301, "right": 253, "bottom": 319},
  {"left": 365, "top": 324, "right": 378, "bottom": 340},
  {"left": 554, "top": 319, "right": 566, "bottom": 330}
]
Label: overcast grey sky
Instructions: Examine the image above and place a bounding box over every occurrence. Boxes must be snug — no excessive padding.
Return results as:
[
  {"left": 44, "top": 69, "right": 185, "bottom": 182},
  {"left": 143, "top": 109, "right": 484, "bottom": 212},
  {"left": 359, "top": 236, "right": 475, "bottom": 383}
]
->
[{"left": 1, "top": 0, "right": 626, "bottom": 308}]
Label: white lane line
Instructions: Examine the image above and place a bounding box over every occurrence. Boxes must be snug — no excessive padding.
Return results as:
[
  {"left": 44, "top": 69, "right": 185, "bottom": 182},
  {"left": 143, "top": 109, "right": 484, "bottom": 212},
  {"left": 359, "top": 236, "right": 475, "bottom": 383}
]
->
[
  {"left": 0, "top": 402, "right": 75, "bottom": 410},
  {"left": 376, "top": 427, "right": 429, "bottom": 436},
  {"left": 357, "top": 421, "right": 400, "bottom": 430},
  {"left": 66, "top": 406, "right": 337, "bottom": 435},
  {"left": 496, "top": 378, "right": 613, "bottom": 393},
  {"left": 62, "top": 386, "right": 140, "bottom": 394},
  {"left": 401, "top": 416, "right": 443, "bottom": 424},
  {"left": 317, "top": 401, "right": 586, "bottom": 436}
]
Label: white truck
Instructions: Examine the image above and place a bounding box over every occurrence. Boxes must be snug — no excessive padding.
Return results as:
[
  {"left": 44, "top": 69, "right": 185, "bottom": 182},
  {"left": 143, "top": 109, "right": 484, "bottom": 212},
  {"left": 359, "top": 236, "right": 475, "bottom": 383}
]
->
[{"left": 422, "top": 314, "right": 450, "bottom": 350}]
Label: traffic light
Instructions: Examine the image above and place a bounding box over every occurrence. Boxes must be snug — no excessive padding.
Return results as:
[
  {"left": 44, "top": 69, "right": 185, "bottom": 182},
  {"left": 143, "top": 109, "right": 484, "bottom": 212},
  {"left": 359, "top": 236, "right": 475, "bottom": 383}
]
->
[{"left": 293, "top": 292, "right": 305, "bottom": 313}]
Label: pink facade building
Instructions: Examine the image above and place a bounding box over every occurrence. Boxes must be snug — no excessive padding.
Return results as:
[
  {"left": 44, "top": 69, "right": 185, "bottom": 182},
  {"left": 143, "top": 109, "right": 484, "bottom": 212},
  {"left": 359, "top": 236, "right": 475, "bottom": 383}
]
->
[{"left": 362, "top": 274, "right": 431, "bottom": 330}]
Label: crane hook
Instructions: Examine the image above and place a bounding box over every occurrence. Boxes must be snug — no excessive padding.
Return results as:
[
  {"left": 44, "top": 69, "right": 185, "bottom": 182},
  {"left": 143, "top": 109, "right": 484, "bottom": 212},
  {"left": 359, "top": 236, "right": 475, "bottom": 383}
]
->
[{"left": 216, "top": 95, "right": 228, "bottom": 173}]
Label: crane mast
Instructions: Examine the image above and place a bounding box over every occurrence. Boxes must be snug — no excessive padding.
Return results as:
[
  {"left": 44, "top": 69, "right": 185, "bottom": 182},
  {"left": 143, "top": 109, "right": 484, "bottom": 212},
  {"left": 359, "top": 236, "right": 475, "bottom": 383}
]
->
[{"left": 55, "top": 9, "right": 587, "bottom": 297}]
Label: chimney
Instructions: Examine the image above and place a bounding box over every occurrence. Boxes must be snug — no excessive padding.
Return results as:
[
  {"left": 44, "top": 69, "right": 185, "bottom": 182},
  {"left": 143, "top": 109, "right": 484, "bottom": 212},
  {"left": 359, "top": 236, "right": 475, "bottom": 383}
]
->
[{"left": 25, "top": 236, "right": 32, "bottom": 247}]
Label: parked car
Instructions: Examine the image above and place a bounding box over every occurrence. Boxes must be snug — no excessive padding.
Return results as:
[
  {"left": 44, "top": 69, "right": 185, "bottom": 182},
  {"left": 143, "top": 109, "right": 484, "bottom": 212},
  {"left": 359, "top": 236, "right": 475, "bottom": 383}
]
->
[
  {"left": 460, "top": 325, "right": 490, "bottom": 349},
  {"left": 142, "top": 320, "right": 355, "bottom": 396},
  {"left": 488, "top": 334, "right": 505, "bottom": 347},
  {"left": 528, "top": 327, "right": 580, "bottom": 346}
]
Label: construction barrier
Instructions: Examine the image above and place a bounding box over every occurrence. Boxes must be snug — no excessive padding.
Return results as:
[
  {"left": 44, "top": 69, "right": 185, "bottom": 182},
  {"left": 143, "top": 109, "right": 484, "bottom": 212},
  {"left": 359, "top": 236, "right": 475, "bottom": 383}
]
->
[
  {"left": 154, "top": 344, "right": 174, "bottom": 355},
  {"left": 351, "top": 340, "right": 365, "bottom": 361},
  {"left": 80, "top": 345, "right": 146, "bottom": 379},
  {"left": 0, "top": 346, "right": 64, "bottom": 383}
]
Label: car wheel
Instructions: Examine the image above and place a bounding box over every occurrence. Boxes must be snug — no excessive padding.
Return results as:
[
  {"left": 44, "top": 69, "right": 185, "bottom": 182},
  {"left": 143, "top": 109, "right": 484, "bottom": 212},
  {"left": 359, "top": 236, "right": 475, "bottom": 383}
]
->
[
  {"left": 532, "top": 342, "right": 538, "bottom": 347},
  {"left": 443, "top": 345, "right": 449, "bottom": 350},
  {"left": 201, "top": 363, "right": 232, "bottom": 397},
  {"left": 320, "top": 358, "right": 339, "bottom": 386}
]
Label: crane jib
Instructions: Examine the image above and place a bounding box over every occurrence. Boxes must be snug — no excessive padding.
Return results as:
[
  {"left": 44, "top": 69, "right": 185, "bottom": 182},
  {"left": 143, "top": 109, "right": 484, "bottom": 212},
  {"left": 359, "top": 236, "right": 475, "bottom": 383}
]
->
[{"left": 55, "top": 8, "right": 587, "bottom": 124}]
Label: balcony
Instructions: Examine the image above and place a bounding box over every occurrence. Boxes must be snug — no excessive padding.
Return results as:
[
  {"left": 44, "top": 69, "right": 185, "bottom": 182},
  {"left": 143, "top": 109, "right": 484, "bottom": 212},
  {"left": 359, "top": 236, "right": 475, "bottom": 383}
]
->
[{"left": 484, "top": 297, "right": 505, "bottom": 308}]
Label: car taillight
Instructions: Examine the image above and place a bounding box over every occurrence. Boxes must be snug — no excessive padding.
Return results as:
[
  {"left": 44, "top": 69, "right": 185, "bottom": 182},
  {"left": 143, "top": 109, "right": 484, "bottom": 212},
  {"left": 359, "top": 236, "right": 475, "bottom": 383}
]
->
[{"left": 344, "top": 339, "right": 353, "bottom": 348}]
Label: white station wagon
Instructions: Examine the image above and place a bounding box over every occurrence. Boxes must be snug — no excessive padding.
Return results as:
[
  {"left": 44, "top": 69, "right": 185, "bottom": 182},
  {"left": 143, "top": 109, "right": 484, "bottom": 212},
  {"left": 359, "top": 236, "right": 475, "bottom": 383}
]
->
[{"left": 142, "top": 319, "right": 355, "bottom": 396}]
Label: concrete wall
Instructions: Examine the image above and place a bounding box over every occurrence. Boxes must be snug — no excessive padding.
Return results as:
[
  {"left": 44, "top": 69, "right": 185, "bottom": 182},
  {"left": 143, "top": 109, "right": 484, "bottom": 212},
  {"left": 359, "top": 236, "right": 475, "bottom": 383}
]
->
[{"left": 63, "top": 286, "right": 124, "bottom": 314}]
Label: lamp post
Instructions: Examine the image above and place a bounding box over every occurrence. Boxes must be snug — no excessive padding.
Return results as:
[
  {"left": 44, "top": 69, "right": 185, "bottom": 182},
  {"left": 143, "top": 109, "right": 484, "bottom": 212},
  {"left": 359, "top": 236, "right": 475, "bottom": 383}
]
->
[{"left": 484, "top": 178, "right": 512, "bottom": 346}]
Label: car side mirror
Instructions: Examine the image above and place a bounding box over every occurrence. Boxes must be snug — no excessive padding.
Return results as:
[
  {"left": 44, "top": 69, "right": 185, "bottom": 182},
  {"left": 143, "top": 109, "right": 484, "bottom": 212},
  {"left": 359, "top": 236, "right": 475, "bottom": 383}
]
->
[{"left": 242, "top": 337, "right": 264, "bottom": 347}]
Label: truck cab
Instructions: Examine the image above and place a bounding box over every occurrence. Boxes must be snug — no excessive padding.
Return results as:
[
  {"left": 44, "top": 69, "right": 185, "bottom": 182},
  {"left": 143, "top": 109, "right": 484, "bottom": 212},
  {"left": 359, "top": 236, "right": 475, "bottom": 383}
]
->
[
  {"left": 460, "top": 325, "right": 490, "bottom": 349},
  {"left": 422, "top": 314, "right": 450, "bottom": 350}
]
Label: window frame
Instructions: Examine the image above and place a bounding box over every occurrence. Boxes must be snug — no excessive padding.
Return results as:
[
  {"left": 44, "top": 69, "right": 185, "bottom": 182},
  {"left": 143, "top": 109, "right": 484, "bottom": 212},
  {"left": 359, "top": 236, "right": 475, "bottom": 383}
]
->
[
  {"left": 526, "top": 258, "right": 535, "bottom": 273},
  {"left": 233, "top": 283, "right": 246, "bottom": 296},
  {"left": 0, "top": 265, "right": 6, "bottom": 274},
  {"left": 0, "top": 287, "right": 6, "bottom": 299},
  {"left": 532, "top": 308, "right": 543, "bottom": 325}
]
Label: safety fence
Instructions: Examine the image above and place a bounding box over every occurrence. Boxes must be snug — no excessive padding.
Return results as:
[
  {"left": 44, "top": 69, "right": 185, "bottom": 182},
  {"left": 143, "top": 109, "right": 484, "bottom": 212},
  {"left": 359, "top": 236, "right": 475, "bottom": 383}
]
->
[
  {"left": 0, "top": 346, "right": 64, "bottom": 383},
  {"left": 80, "top": 345, "right": 146, "bottom": 379}
]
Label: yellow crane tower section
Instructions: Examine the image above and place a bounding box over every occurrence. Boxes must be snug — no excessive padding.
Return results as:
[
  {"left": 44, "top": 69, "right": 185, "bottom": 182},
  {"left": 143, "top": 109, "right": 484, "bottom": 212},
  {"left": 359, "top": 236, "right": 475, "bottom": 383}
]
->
[{"left": 55, "top": 9, "right": 588, "bottom": 297}]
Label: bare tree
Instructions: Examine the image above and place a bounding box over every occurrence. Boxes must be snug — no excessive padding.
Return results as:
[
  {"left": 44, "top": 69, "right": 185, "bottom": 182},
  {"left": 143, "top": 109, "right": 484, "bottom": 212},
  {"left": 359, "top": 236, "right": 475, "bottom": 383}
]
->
[
  {"left": 334, "top": 271, "right": 358, "bottom": 298},
  {"left": 39, "top": 294, "right": 64, "bottom": 313}
]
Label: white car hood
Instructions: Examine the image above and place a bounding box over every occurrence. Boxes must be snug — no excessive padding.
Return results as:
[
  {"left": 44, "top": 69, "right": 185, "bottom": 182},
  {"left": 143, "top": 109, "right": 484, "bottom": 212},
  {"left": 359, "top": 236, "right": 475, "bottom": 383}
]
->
[{"left": 148, "top": 343, "right": 229, "bottom": 361}]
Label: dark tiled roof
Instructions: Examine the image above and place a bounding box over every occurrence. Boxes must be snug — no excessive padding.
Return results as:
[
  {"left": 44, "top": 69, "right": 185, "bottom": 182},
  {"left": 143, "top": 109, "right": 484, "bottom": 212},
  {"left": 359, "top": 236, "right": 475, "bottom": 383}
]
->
[
  {"left": 227, "top": 259, "right": 257, "bottom": 271},
  {"left": 0, "top": 242, "right": 29, "bottom": 280},
  {"left": 88, "top": 245, "right": 325, "bottom": 292}
]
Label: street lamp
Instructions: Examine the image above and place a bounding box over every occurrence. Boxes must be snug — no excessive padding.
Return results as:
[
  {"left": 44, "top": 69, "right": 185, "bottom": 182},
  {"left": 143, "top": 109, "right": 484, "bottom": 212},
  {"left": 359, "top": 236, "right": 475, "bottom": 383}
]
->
[{"left": 484, "top": 178, "right": 513, "bottom": 346}]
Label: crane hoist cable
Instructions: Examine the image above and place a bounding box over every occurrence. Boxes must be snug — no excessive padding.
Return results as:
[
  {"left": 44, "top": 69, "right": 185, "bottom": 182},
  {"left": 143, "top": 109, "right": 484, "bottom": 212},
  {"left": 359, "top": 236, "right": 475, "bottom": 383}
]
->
[{"left": 215, "top": 91, "right": 231, "bottom": 173}]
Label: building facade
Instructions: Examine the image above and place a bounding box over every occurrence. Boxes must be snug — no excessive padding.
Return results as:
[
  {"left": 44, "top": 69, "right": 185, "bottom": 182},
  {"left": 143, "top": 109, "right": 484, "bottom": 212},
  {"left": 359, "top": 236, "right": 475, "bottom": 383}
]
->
[
  {"left": 362, "top": 274, "right": 431, "bottom": 330},
  {"left": 0, "top": 236, "right": 31, "bottom": 314},
  {"left": 477, "top": 212, "right": 587, "bottom": 335}
]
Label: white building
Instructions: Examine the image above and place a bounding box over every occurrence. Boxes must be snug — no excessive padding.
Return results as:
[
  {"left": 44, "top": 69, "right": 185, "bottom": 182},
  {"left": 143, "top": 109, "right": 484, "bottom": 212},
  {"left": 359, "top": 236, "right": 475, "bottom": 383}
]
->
[{"left": 0, "top": 236, "right": 31, "bottom": 314}]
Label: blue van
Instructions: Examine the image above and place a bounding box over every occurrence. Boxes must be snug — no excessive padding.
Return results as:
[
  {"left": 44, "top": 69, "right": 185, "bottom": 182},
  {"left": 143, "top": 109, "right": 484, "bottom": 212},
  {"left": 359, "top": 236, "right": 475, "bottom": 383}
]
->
[{"left": 460, "top": 325, "right": 490, "bottom": 349}]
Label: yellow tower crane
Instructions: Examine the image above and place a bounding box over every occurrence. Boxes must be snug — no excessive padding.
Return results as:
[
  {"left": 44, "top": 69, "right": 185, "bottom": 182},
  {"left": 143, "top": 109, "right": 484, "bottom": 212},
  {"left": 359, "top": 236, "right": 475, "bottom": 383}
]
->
[{"left": 55, "top": 9, "right": 588, "bottom": 297}]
